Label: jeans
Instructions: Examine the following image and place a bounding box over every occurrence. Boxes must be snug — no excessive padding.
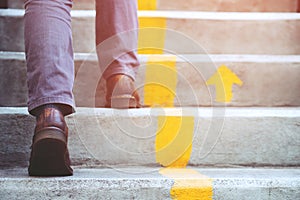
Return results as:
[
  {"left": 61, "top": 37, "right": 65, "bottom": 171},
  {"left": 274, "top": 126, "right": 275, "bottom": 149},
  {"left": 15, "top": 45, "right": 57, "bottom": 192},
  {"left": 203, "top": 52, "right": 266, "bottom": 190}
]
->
[{"left": 24, "top": 0, "right": 139, "bottom": 115}]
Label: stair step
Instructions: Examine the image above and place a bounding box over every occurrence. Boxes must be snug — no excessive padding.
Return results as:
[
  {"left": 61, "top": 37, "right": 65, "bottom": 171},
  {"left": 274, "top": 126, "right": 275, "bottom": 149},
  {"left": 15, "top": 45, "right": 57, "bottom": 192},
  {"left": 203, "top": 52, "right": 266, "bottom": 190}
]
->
[
  {"left": 1, "top": 9, "right": 300, "bottom": 54},
  {"left": 1, "top": 52, "right": 300, "bottom": 107},
  {"left": 0, "top": 167, "right": 299, "bottom": 199},
  {"left": 5, "top": 0, "right": 299, "bottom": 12},
  {"left": 0, "top": 107, "right": 299, "bottom": 168}
]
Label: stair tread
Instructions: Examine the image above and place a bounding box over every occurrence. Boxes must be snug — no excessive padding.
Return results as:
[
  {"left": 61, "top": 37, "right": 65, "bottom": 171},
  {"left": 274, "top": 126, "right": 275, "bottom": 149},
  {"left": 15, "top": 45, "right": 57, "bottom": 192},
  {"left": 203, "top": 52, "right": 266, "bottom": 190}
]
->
[
  {"left": 2, "top": 9, "right": 300, "bottom": 20},
  {"left": 0, "top": 107, "right": 299, "bottom": 168},
  {"left": 1, "top": 167, "right": 300, "bottom": 181},
  {"left": 1, "top": 168, "right": 299, "bottom": 199},
  {"left": 2, "top": 9, "right": 300, "bottom": 55},
  {"left": 1, "top": 106, "right": 300, "bottom": 116},
  {"left": 1, "top": 51, "right": 300, "bottom": 107},
  {"left": 2, "top": 51, "right": 300, "bottom": 62}
]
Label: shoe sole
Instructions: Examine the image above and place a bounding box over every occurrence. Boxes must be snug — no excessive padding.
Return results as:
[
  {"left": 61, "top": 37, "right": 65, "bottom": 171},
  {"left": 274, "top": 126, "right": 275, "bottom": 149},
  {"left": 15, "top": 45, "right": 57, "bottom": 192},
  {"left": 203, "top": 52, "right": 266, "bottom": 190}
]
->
[
  {"left": 107, "top": 95, "right": 138, "bottom": 108},
  {"left": 28, "top": 129, "right": 73, "bottom": 177}
]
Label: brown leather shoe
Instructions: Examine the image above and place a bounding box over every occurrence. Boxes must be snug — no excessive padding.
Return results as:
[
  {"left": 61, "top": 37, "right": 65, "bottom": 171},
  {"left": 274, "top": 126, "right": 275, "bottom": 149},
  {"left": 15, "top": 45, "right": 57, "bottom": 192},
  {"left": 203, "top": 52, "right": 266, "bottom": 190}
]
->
[
  {"left": 28, "top": 107, "right": 73, "bottom": 176},
  {"left": 106, "top": 74, "right": 141, "bottom": 108}
]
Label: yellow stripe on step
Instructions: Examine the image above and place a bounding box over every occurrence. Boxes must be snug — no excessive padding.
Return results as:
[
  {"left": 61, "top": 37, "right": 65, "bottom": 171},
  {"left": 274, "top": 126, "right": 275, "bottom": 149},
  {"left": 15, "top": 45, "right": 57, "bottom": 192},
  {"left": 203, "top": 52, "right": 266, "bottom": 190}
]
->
[
  {"left": 155, "top": 116, "right": 194, "bottom": 167},
  {"left": 138, "top": 0, "right": 157, "bottom": 10},
  {"left": 138, "top": 17, "right": 166, "bottom": 54},
  {"left": 160, "top": 168, "right": 213, "bottom": 200},
  {"left": 144, "top": 55, "right": 177, "bottom": 107},
  {"left": 156, "top": 115, "right": 214, "bottom": 199}
]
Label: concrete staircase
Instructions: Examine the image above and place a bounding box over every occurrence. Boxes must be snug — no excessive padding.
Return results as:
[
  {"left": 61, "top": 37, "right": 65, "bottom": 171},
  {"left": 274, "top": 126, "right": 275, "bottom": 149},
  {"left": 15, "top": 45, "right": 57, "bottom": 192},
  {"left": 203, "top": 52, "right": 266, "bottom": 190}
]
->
[{"left": 1, "top": 0, "right": 300, "bottom": 199}]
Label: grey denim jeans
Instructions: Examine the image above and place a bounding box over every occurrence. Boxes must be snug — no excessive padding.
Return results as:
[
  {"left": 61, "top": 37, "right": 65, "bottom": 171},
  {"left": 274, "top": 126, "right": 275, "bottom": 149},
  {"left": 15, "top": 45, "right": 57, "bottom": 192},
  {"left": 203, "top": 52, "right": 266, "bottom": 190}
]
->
[{"left": 24, "top": 0, "right": 139, "bottom": 115}]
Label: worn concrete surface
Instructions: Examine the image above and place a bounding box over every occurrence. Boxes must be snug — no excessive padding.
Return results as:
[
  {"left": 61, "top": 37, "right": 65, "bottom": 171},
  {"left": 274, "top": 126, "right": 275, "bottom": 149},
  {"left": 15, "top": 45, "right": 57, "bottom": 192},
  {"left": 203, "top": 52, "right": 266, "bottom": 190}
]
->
[
  {"left": 0, "top": 167, "right": 299, "bottom": 200},
  {"left": 1, "top": 10, "right": 300, "bottom": 54},
  {"left": 1, "top": 3, "right": 299, "bottom": 199},
  {"left": 6, "top": 0, "right": 299, "bottom": 12},
  {"left": 1, "top": 52, "right": 300, "bottom": 107},
  {"left": 0, "top": 107, "right": 299, "bottom": 168}
]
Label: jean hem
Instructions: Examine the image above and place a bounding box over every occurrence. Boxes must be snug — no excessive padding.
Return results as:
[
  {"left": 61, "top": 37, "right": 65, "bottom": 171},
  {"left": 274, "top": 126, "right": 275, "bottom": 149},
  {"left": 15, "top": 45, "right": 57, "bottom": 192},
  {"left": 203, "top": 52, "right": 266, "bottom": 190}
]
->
[{"left": 28, "top": 96, "right": 75, "bottom": 116}]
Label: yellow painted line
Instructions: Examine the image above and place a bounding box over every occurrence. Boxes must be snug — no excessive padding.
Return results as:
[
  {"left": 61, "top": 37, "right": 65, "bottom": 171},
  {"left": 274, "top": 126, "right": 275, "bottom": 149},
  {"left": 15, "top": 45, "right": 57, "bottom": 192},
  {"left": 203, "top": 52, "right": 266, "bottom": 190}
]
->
[
  {"left": 144, "top": 55, "right": 177, "bottom": 107},
  {"left": 206, "top": 65, "right": 243, "bottom": 102},
  {"left": 155, "top": 115, "right": 213, "bottom": 199},
  {"left": 138, "top": 17, "right": 166, "bottom": 54},
  {"left": 160, "top": 168, "right": 213, "bottom": 200},
  {"left": 155, "top": 116, "right": 194, "bottom": 167},
  {"left": 138, "top": 0, "right": 157, "bottom": 10}
]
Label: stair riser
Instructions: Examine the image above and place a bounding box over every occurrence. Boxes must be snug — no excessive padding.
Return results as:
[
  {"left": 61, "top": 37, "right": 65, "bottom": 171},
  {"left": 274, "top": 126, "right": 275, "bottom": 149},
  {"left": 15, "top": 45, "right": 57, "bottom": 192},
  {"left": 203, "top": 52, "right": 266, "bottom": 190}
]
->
[
  {"left": 1, "top": 53, "right": 300, "bottom": 107},
  {"left": 0, "top": 108, "right": 299, "bottom": 168},
  {"left": 6, "top": 0, "right": 299, "bottom": 12},
  {"left": 1, "top": 10, "right": 300, "bottom": 54}
]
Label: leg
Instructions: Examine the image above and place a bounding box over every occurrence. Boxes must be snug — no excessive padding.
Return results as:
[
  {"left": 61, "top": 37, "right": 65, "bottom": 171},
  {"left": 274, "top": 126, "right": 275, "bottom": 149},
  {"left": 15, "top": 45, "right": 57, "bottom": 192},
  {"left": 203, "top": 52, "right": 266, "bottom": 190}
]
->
[
  {"left": 24, "top": 0, "right": 75, "bottom": 116},
  {"left": 24, "top": 0, "right": 74, "bottom": 176},
  {"left": 95, "top": 0, "right": 139, "bottom": 80},
  {"left": 95, "top": 0, "right": 141, "bottom": 108}
]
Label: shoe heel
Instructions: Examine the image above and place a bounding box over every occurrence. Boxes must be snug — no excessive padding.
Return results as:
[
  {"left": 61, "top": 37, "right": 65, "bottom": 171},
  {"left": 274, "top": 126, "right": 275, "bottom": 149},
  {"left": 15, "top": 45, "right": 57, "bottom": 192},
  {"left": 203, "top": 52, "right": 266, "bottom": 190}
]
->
[
  {"left": 110, "top": 95, "right": 137, "bottom": 108},
  {"left": 29, "top": 129, "right": 73, "bottom": 176}
]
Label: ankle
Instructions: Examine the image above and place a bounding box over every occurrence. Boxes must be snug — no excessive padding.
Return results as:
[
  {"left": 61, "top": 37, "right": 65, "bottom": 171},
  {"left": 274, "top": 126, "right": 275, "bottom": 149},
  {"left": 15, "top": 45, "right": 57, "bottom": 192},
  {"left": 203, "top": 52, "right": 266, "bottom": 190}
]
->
[
  {"left": 107, "top": 74, "right": 134, "bottom": 82},
  {"left": 31, "top": 104, "right": 72, "bottom": 117}
]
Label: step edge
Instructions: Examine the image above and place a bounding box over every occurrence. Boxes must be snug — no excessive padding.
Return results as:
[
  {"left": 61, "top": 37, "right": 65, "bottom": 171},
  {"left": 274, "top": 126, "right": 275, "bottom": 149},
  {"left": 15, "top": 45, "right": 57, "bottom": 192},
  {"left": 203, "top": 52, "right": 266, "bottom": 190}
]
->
[
  {"left": 1, "top": 168, "right": 300, "bottom": 182},
  {"left": 2, "top": 51, "right": 300, "bottom": 63},
  {"left": 1, "top": 107, "right": 300, "bottom": 118},
  {"left": 1, "top": 9, "right": 300, "bottom": 20}
]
